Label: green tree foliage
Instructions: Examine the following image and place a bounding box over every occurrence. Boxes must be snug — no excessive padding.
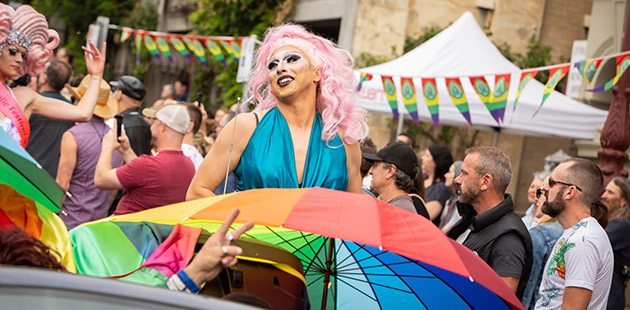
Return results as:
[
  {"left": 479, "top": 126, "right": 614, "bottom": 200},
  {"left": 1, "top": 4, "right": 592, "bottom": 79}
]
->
[
  {"left": 188, "top": 0, "right": 277, "bottom": 110},
  {"left": 119, "top": 3, "right": 159, "bottom": 81}
]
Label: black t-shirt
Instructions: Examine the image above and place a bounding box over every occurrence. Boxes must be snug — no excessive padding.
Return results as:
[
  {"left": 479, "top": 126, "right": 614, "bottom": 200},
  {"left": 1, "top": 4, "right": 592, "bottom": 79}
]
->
[
  {"left": 119, "top": 108, "right": 152, "bottom": 156},
  {"left": 426, "top": 182, "right": 452, "bottom": 225},
  {"left": 486, "top": 232, "right": 526, "bottom": 279}
]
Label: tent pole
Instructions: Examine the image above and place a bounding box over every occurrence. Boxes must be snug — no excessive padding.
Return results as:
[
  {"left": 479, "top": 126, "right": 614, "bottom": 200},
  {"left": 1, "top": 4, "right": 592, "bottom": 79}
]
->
[
  {"left": 396, "top": 115, "right": 404, "bottom": 136},
  {"left": 492, "top": 128, "right": 499, "bottom": 147}
]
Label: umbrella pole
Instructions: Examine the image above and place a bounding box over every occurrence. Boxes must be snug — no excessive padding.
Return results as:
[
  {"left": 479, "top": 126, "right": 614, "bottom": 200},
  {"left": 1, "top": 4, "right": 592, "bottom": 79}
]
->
[{"left": 321, "top": 238, "right": 335, "bottom": 310}]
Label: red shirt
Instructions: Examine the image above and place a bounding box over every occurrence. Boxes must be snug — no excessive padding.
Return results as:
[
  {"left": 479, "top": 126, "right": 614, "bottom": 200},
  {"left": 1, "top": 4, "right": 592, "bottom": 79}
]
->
[{"left": 115, "top": 150, "right": 195, "bottom": 215}]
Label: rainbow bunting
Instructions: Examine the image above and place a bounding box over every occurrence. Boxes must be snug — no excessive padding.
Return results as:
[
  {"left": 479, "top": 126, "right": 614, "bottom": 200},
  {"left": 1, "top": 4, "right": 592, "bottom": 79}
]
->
[
  {"left": 586, "top": 54, "right": 630, "bottom": 93},
  {"left": 535, "top": 65, "right": 570, "bottom": 116},
  {"left": 400, "top": 77, "right": 420, "bottom": 124},
  {"left": 202, "top": 38, "right": 227, "bottom": 70},
  {"left": 469, "top": 76, "right": 497, "bottom": 124},
  {"left": 575, "top": 58, "right": 603, "bottom": 84},
  {"left": 512, "top": 69, "right": 538, "bottom": 115},
  {"left": 445, "top": 78, "right": 472, "bottom": 126},
  {"left": 182, "top": 36, "right": 208, "bottom": 67},
  {"left": 143, "top": 34, "right": 161, "bottom": 62},
  {"left": 421, "top": 78, "right": 439, "bottom": 128},
  {"left": 120, "top": 27, "right": 133, "bottom": 43},
  {"left": 489, "top": 74, "right": 511, "bottom": 123},
  {"left": 219, "top": 39, "right": 240, "bottom": 64},
  {"left": 155, "top": 35, "right": 173, "bottom": 63},
  {"left": 134, "top": 31, "right": 143, "bottom": 67},
  {"left": 167, "top": 35, "right": 191, "bottom": 62},
  {"left": 380, "top": 75, "right": 399, "bottom": 120},
  {"left": 357, "top": 72, "right": 373, "bottom": 91}
]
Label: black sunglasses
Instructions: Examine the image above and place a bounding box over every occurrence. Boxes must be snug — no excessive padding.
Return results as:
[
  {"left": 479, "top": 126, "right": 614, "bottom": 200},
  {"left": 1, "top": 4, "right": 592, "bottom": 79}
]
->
[
  {"left": 548, "top": 176, "right": 582, "bottom": 192},
  {"left": 535, "top": 188, "right": 546, "bottom": 199},
  {"left": 7, "top": 47, "right": 27, "bottom": 61}
]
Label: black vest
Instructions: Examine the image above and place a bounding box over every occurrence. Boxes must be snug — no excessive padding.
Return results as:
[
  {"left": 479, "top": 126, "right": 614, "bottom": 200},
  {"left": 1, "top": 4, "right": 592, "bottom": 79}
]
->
[{"left": 447, "top": 194, "right": 533, "bottom": 299}]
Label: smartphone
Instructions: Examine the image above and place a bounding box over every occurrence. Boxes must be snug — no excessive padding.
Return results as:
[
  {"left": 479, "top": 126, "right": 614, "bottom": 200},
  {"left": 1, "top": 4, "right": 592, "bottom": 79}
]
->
[
  {"left": 196, "top": 92, "right": 202, "bottom": 107},
  {"left": 114, "top": 115, "right": 123, "bottom": 137}
]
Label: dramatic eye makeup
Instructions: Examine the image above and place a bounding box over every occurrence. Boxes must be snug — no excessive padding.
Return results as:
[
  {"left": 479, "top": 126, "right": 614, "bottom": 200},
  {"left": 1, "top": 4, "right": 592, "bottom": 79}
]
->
[
  {"left": 267, "top": 52, "right": 304, "bottom": 70},
  {"left": 7, "top": 47, "right": 27, "bottom": 61}
]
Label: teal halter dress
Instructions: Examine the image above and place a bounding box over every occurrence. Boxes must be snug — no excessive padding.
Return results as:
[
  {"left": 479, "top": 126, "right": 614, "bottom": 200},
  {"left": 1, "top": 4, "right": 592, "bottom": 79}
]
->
[{"left": 234, "top": 107, "right": 348, "bottom": 191}]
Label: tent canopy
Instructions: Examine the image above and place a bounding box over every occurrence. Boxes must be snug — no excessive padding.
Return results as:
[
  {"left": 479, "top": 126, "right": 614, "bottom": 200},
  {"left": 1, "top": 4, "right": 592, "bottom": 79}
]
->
[{"left": 355, "top": 11, "right": 608, "bottom": 140}]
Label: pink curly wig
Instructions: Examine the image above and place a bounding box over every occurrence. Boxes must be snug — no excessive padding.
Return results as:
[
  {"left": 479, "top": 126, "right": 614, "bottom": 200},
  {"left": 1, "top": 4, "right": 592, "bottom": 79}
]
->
[
  {"left": 0, "top": 4, "right": 59, "bottom": 77},
  {"left": 246, "top": 24, "right": 368, "bottom": 145}
]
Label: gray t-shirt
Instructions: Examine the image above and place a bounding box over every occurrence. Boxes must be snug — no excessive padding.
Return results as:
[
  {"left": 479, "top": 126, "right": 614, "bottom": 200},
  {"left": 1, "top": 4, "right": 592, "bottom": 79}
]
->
[{"left": 387, "top": 195, "right": 418, "bottom": 214}]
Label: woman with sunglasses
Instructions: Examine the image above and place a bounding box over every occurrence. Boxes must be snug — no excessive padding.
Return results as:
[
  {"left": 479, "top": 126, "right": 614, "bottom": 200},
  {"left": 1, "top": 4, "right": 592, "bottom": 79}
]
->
[
  {"left": 521, "top": 172, "right": 547, "bottom": 229},
  {"left": 0, "top": 4, "right": 105, "bottom": 148},
  {"left": 187, "top": 24, "right": 368, "bottom": 198}
]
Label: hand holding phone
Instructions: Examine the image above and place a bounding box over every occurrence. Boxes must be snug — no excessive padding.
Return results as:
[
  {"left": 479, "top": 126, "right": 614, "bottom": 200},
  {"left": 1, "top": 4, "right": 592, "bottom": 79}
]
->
[{"left": 114, "top": 115, "right": 123, "bottom": 138}]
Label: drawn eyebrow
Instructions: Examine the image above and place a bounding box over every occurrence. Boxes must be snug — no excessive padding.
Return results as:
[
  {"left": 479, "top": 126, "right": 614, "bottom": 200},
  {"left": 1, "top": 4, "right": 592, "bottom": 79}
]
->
[{"left": 282, "top": 53, "right": 302, "bottom": 61}]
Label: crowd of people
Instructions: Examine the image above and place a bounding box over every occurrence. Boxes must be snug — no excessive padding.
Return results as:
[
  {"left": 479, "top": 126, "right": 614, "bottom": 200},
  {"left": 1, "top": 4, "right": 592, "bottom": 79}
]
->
[{"left": 1, "top": 3, "right": 629, "bottom": 309}]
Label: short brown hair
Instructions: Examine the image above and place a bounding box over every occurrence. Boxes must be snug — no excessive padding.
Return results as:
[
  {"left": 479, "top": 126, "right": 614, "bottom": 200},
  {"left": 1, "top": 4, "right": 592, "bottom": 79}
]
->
[
  {"left": 465, "top": 146, "right": 512, "bottom": 193},
  {"left": 561, "top": 158, "right": 603, "bottom": 207}
]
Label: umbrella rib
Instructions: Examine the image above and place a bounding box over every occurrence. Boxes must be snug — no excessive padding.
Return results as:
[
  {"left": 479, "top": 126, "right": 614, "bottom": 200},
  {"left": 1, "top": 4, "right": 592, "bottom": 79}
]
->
[
  {"left": 333, "top": 241, "right": 368, "bottom": 270},
  {"left": 336, "top": 246, "right": 391, "bottom": 271},
  {"left": 306, "top": 273, "right": 326, "bottom": 287},
  {"left": 249, "top": 227, "right": 328, "bottom": 273},
  {"left": 332, "top": 275, "right": 378, "bottom": 302},
  {"left": 339, "top": 260, "right": 420, "bottom": 273},
  {"left": 335, "top": 273, "right": 414, "bottom": 294},
  {"left": 298, "top": 231, "right": 329, "bottom": 273}
]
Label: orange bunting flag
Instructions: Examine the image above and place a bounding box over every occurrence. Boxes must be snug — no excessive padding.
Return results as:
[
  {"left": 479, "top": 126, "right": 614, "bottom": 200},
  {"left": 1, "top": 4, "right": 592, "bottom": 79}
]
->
[
  {"left": 421, "top": 78, "right": 439, "bottom": 128},
  {"left": 535, "top": 65, "right": 570, "bottom": 116}
]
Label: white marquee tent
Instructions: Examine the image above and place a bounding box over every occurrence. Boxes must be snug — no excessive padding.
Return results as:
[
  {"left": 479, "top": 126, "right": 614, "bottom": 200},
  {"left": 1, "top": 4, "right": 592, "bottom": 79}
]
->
[{"left": 355, "top": 11, "right": 608, "bottom": 140}]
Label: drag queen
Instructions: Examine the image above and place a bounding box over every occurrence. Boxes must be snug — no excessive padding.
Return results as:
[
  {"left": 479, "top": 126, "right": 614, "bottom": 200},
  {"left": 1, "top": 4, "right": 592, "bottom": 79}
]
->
[
  {"left": 187, "top": 24, "right": 368, "bottom": 198},
  {"left": 0, "top": 4, "right": 105, "bottom": 147}
]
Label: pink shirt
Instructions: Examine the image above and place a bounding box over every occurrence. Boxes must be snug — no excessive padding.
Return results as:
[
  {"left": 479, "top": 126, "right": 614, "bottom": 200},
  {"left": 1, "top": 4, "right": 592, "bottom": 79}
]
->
[{"left": 115, "top": 150, "right": 195, "bottom": 215}]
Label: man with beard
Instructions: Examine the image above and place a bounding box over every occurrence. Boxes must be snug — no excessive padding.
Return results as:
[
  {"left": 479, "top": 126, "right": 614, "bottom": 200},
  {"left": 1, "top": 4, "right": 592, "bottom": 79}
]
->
[
  {"left": 446, "top": 146, "right": 532, "bottom": 299},
  {"left": 535, "top": 158, "right": 613, "bottom": 310}
]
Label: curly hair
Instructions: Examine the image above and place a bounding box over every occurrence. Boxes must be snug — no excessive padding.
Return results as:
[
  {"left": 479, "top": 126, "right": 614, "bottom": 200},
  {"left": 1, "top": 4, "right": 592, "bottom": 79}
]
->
[
  {"left": 246, "top": 23, "right": 367, "bottom": 145},
  {"left": 0, "top": 227, "right": 66, "bottom": 271},
  {"left": 0, "top": 4, "right": 59, "bottom": 76}
]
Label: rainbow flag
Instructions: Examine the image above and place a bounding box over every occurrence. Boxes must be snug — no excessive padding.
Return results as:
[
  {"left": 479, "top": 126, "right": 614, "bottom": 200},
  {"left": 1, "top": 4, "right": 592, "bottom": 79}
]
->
[
  {"left": 575, "top": 58, "right": 603, "bottom": 84},
  {"left": 182, "top": 36, "right": 208, "bottom": 67},
  {"left": 167, "top": 35, "right": 191, "bottom": 62},
  {"left": 0, "top": 184, "right": 75, "bottom": 272},
  {"left": 120, "top": 27, "right": 133, "bottom": 43},
  {"left": 422, "top": 78, "right": 440, "bottom": 128},
  {"left": 219, "top": 39, "right": 241, "bottom": 64},
  {"left": 400, "top": 77, "right": 420, "bottom": 124},
  {"left": 134, "top": 31, "right": 143, "bottom": 67},
  {"left": 469, "top": 76, "right": 497, "bottom": 124},
  {"left": 155, "top": 35, "right": 173, "bottom": 63},
  {"left": 490, "top": 74, "right": 511, "bottom": 123},
  {"left": 71, "top": 221, "right": 201, "bottom": 286},
  {"left": 357, "top": 72, "right": 373, "bottom": 91},
  {"left": 143, "top": 34, "right": 161, "bottom": 62},
  {"left": 445, "top": 77, "right": 472, "bottom": 126},
  {"left": 202, "top": 38, "right": 227, "bottom": 70},
  {"left": 512, "top": 69, "right": 538, "bottom": 115},
  {"left": 587, "top": 54, "right": 630, "bottom": 93},
  {"left": 381, "top": 75, "right": 399, "bottom": 120},
  {"left": 535, "top": 65, "right": 569, "bottom": 116}
]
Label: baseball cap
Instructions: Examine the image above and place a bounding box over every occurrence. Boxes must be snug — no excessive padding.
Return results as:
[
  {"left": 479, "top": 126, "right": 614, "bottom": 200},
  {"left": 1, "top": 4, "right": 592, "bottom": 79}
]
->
[
  {"left": 110, "top": 75, "right": 146, "bottom": 101},
  {"left": 143, "top": 104, "right": 190, "bottom": 134},
  {"left": 362, "top": 141, "right": 418, "bottom": 178}
]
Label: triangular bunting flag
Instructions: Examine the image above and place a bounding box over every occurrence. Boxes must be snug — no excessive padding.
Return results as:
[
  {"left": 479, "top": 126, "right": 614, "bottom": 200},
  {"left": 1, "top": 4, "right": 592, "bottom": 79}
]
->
[
  {"left": 421, "top": 78, "right": 439, "bottom": 128},
  {"left": 535, "top": 65, "right": 570, "bottom": 116},
  {"left": 143, "top": 34, "right": 161, "bottom": 62},
  {"left": 489, "top": 74, "right": 510, "bottom": 123},
  {"left": 182, "top": 36, "right": 208, "bottom": 67},
  {"left": 586, "top": 54, "right": 630, "bottom": 93},
  {"left": 400, "top": 77, "right": 420, "bottom": 125},
  {"left": 445, "top": 78, "right": 472, "bottom": 126},
  {"left": 201, "top": 38, "right": 227, "bottom": 70},
  {"left": 470, "top": 76, "right": 498, "bottom": 124},
  {"left": 357, "top": 72, "right": 373, "bottom": 91},
  {"left": 155, "top": 35, "right": 173, "bottom": 63},
  {"left": 167, "top": 35, "right": 191, "bottom": 62},
  {"left": 134, "top": 31, "right": 142, "bottom": 67},
  {"left": 513, "top": 69, "right": 538, "bottom": 115},
  {"left": 219, "top": 39, "right": 240, "bottom": 64},
  {"left": 120, "top": 27, "right": 132, "bottom": 43},
  {"left": 575, "top": 58, "right": 602, "bottom": 84},
  {"left": 380, "top": 75, "right": 399, "bottom": 121}
]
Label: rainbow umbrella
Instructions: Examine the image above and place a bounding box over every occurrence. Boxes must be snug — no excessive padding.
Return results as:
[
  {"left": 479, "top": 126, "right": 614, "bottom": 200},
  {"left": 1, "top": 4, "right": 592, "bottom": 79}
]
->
[
  {"left": 93, "top": 188, "right": 524, "bottom": 310},
  {"left": 0, "top": 128, "right": 64, "bottom": 213}
]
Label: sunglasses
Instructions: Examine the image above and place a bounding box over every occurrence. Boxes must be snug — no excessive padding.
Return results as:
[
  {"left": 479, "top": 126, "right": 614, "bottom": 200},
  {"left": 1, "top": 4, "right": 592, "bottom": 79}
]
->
[
  {"left": 548, "top": 176, "right": 583, "bottom": 192},
  {"left": 535, "top": 188, "right": 546, "bottom": 199},
  {"left": 7, "top": 47, "right": 27, "bottom": 61}
]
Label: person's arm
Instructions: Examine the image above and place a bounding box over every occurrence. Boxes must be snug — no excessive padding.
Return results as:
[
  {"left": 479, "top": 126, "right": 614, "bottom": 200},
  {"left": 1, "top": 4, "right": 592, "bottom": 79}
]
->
[
  {"left": 561, "top": 287, "right": 592, "bottom": 310},
  {"left": 344, "top": 141, "right": 362, "bottom": 193},
  {"left": 21, "top": 41, "right": 106, "bottom": 121},
  {"left": 488, "top": 233, "right": 525, "bottom": 295},
  {"left": 186, "top": 113, "right": 257, "bottom": 200},
  {"left": 116, "top": 131, "right": 137, "bottom": 163},
  {"left": 56, "top": 131, "right": 77, "bottom": 191},
  {"left": 426, "top": 201, "right": 444, "bottom": 221},
  {"left": 500, "top": 276, "right": 520, "bottom": 294},
  {"left": 94, "top": 128, "right": 123, "bottom": 190}
]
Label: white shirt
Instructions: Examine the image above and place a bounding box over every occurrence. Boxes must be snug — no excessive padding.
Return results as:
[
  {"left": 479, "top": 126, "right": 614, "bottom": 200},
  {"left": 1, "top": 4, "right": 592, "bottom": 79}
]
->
[
  {"left": 535, "top": 217, "right": 613, "bottom": 310},
  {"left": 181, "top": 144, "right": 203, "bottom": 171}
]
